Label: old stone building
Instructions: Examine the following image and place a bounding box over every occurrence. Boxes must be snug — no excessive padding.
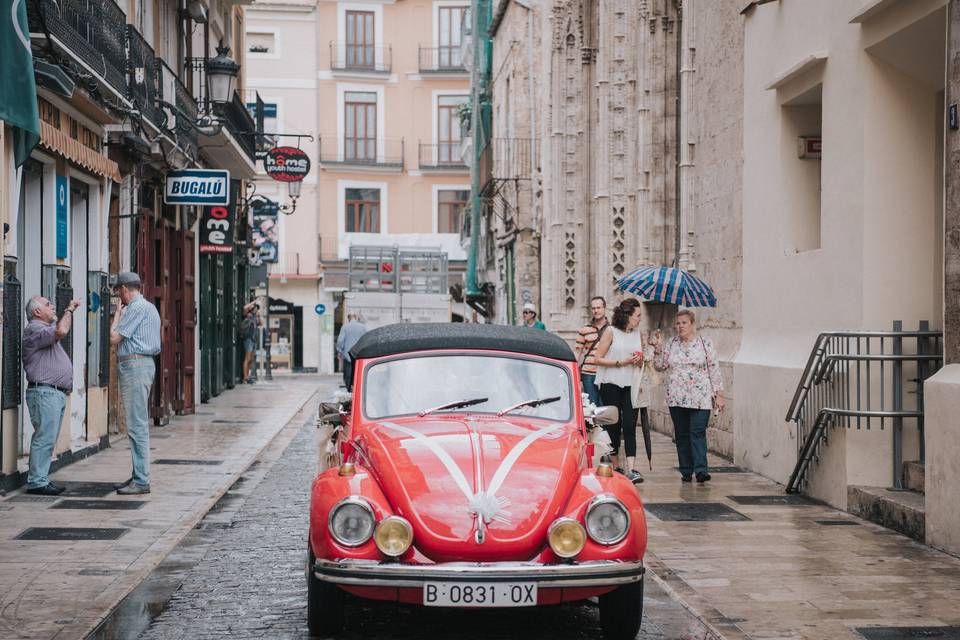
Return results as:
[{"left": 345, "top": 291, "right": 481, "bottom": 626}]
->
[{"left": 478, "top": 0, "right": 743, "bottom": 453}]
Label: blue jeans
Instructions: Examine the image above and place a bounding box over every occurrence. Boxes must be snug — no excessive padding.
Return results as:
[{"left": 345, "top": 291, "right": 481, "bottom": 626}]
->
[
  {"left": 669, "top": 406, "right": 711, "bottom": 477},
  {"left": 25, "top": 387, "right": 67, "bottom": 488},
  {"left": 580, "top": 373, "right": 601, "bottom": 406},
  {"left": 120, "top": 358, "right": 156, "bottom": 486}
]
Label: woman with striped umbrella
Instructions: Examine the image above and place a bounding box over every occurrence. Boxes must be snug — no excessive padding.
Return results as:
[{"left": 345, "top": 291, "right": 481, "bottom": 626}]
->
[{"left": 616, "top": 266, "right": 720, "bottom": 478}]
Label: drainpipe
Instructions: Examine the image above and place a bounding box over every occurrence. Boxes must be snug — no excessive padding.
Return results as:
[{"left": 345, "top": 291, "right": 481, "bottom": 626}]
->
[
  {"left": 466, "top": 0, "right": 492, "bottom": 300},
  {"left": 674, "top": 2, "right": 682, "bottom": 267}
]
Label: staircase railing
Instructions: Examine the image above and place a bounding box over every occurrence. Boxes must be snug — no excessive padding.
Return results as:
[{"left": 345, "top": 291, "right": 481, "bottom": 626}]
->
[{"left": 785, "top": 321, "right": 942, "bottom": 494}]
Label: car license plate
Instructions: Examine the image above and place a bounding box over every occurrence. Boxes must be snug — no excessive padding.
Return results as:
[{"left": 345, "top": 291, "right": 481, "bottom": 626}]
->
[{"left": 423, "top": 582, "right": 537, "bottom": 607}]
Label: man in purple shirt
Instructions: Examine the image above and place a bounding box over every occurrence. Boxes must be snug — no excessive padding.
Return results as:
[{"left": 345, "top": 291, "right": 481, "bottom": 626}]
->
[{"left": 22, "top": 295, "right": 81, "bottom": 495}]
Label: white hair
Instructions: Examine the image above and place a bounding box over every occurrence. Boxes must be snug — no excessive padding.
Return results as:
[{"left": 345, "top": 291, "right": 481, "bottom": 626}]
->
[{"left": 25, "top": 296, "right": 44, "bottom": 320}]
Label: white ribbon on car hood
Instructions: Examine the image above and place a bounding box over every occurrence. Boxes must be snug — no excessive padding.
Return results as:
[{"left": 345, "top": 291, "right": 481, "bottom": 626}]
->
[{"left": 381, "top": 421, "right": 564, "bottom": 532}]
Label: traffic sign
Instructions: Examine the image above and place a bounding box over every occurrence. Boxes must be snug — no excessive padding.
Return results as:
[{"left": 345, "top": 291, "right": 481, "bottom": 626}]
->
[{"left": 315, "top": 304, "right": 326, "bottom": 315}]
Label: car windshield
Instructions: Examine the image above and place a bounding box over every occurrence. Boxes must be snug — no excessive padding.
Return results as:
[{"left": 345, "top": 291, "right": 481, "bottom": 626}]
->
[{"left": 363, "top": 354, "right": 573, "bottom": 421}]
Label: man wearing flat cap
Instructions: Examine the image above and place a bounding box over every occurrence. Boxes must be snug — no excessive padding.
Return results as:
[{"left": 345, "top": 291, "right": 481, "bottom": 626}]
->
[{"left": 110, "top": 272, "right": 161, "bottom": 495}]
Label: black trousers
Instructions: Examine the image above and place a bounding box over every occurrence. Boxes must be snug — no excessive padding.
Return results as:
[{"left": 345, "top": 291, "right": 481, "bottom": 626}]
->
[
  {"left": 599, "top": 383, "right": 641, "bottom": 458},
  {"left": 343, "top": 359, "right": 355, "bottom": 391}
]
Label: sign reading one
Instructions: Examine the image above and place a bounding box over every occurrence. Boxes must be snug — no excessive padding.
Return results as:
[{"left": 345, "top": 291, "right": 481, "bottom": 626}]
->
[
  {"left": 264, "top": 146, "right": 310, "bottom": 182},
  {"left": 55, "top": 175, "right": 68, "bottom": 259},
  {"left": 164, "top": 169, "right": 231, "bottom": 205},
  {"left": 199, "top": 205, "right": 234, "bottom": 253}
]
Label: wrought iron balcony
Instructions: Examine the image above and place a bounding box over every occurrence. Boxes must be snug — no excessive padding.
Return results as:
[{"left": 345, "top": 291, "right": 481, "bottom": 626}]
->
[
  {"left": 418, "top": 46, "right": 468, "bottom": 74},
  {"left": 127, "top": 26, "right": 165, "bottom": 131},
  {"left": 418, "top": 142, "right": 467, "bottom": 171},
  {"left": 329, "top": 42, "right": 392, "bottom": 74},
  {"left": 156, "top": 60, "right": 198, "bottom": 156},
  {"left": 320, "top": 137, "right": 404, "bottom": 171},
  {"left": 213, "top": 92, "right": 257, "bottom": 164},
  {"left": 26, "top": 0, "right": 128, "bottom": 99},
  {"left": 485, "top": 137, "right": 538, "bottom": 182}
]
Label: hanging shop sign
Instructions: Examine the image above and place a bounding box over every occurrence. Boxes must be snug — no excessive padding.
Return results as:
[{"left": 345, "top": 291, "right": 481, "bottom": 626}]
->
[
  {"left": 164, "top": 169, "right": 230, "bottom": 205},
  {"left": 55, "top": 175, "right": 68, "bottom": 259},
  {"left": 252, "top": 200, "right": 280, "bottom": 263},
  {"left": 199, "top": 205, "right": 235, "bottom": 254},
  {"left": 264, "top": 146, "right": 310, "bottom": 182}
]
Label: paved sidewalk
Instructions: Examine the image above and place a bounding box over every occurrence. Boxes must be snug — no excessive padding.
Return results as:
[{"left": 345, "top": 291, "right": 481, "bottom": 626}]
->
[
  {"left": 0, "top": 374, "right": 336, "bottom": 640},
  {"left": 637, "top": 430, "right": 960, "bottom": 640}
]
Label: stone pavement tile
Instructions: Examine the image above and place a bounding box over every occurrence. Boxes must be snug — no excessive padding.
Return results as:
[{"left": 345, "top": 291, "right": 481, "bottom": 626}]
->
[
  {"left": 0, "top": 373, "right": 335, "bottom": 640},
  {"left": 637, "top": 430, "right": 960, "bottom": 640}
]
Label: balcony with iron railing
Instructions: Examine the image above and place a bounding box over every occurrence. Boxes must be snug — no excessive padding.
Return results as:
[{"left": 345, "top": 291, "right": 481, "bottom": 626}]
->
[
  {"left": 157, "top": 59, "right": 199, "bottom": 156},
  {"left": 418, "top": 142, "right": 467, "bottom": 172},
  {"left": 319, "top": 137, "right": 404, "bottom": 171},
  {"left": 418, "top": 45, "right": 468, "bottom": 74},
  {"left": 329, "top": 42, "right": 392, "bottom": 74},
  {"left": 214, "top": 92, "right": 257, "bottom": 163},
  {"left": 127, "top": 26, "right": 165, "bottom": 131},
  {"left": 26, "top": 0, "right": 129, "bottom": 100}
]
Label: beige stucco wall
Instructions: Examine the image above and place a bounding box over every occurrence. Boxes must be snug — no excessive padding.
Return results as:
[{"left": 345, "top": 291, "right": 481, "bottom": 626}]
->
[
  {"left": 924, "top": 363, "right": 960, "bottom": 556},
  {"left": 736, "top": 0, "right": 945, "bottom": 505}
]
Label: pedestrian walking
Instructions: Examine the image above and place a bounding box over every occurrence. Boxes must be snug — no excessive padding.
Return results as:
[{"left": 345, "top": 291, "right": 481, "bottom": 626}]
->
[
  {"left": 651, "top": 309, "right": 724, "bottom": 483},
  {"left": 110, "top": 272, "right": 162, "bottom": 495},
  {"left": 575, "top": 296, "right": 609, "bottom": 406},
  {"left": 240, "top": 300, "right": 260, "bottom": 383},
  {"left": 522, "top": 302, "right": 546, "bottom": 330},
  {"left": 592, "top": 298, "right": 653, "bottom": 484},
  {"left": 336, "top": 314, "right": 368, "bottom": 392},
  {"left": 21, "top": 295, "right": 81, "bottom": 495}
]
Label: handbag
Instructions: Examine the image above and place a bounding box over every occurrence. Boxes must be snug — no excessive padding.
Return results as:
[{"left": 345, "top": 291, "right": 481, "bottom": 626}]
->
[{"left": 700, "top": 336, "right": 720, "bottom": 413}]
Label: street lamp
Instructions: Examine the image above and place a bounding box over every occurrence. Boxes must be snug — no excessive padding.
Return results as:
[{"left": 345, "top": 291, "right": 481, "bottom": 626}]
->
[
  {"left": 206, "top": 46, "right": 240, "bottom": 104},
  {"left": 186, "top": 0, "right": 207, "bottom": 23}
]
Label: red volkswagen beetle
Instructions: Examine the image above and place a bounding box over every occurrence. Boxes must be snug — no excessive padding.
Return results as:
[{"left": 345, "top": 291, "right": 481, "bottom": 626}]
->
[{"left": 308, "top": 323, "right": 647, "bottom": 639}]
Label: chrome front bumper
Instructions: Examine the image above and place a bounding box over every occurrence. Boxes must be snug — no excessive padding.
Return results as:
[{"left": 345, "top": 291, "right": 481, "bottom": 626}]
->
[{"left": 313, "top": 558, "right": 645, "bottom": 588}]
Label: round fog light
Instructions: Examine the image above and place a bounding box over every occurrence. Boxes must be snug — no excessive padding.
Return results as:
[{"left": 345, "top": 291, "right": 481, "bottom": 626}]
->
[
  {"left": 374, "top": 516, "right": 414, "bottom": 557},
  {"left": 547, "top": 517, "right": 586, "bottom": 559}
]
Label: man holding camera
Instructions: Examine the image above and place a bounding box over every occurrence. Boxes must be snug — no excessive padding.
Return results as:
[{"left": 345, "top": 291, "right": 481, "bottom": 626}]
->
[
  {"left": 241, "top": 301, "right": 260, "bottom": 383},
  {"left": 110, "top": 272, "right": 161, "bottom": 495},
  {"left": 21, "top": 295, "right": 81, "bottom": 495}
]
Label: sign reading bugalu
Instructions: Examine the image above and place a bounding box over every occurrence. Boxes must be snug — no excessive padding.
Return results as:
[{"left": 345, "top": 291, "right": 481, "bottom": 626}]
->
[
  {"left": 165, "top": 169, "right": 231, "bottom": 205},
  {"left": 264, "top": 146, "right": 310, "bottom": 182}
]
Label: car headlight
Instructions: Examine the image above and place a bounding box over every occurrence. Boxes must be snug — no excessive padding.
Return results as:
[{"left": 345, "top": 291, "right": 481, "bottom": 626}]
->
[
  {"left": 328, "top": 496, "right": 375, "bottom": 547},
  {"left": 374, "top": 515, "right": 414, "bottom": 557},
  {"left": 585, "top": 496, "right": 630, "bottom": 545},
  {"left": 547, "top": 517, "right": 586, "bottom": 559}
]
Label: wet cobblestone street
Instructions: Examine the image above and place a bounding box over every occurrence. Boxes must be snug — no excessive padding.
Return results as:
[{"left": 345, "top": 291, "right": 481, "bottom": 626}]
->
[{"left": 132, "top": 413, "right": 711, "bottom": 640}]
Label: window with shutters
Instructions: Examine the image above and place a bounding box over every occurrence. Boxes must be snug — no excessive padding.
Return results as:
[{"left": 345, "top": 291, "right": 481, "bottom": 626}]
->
[
  {"left": 437, "top": 95, "right": 467, "bottom": 164},
  {"left": 2, "top": 264, "right": 22, "bottom": 410},
  {"left": 437, "top": 189, "right": 468, "bottom": 234},
  {"left": 345, "top": 188, "right": 381, "bottom": 233},
  {"left": 345, "top": 92, "right": 377, "bottom": 162},
  {"left": 345, "top": 10, "right": 375, "bottom": 69}
]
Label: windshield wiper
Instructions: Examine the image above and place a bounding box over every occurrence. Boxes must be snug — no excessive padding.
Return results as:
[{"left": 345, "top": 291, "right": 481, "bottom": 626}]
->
[
  {"left": 496, "top": 396, "right": 562, "bottom": 417},
  {"left": 418, "top": 397, "right": 490, "bottom": 417}
]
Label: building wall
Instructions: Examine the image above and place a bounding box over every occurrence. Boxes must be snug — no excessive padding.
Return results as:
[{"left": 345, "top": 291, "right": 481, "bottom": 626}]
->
[{"left": 735, "top": 0, "right": 945, "bottom": 506}]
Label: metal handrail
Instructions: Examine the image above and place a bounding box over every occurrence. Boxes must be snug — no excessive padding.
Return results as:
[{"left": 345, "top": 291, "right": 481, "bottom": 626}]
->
[
  {"left": 785, "top": 330, "right": 943, "bottom": 422},
  {"left": 785, "top": 323, "right": 943, "bottom": 494}
]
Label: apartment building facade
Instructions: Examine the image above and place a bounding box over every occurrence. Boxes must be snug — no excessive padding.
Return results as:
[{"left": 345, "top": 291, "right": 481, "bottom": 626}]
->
[
  {"left": 245, "top": 0, "right": 471, "bottom": 373},
  {"left": 0, "top": 0, "right": 256, "bottom": 489}
]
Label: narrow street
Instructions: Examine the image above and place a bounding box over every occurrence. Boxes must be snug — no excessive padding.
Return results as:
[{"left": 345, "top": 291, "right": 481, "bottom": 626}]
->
[{"left": 124, "top": 401, "right": 714, "bottom": 640}]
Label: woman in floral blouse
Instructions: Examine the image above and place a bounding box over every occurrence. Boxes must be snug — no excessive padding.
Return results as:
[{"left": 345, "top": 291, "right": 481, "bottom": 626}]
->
[{"left": 651, "top": 309, "right": 724, "bottom": 483}]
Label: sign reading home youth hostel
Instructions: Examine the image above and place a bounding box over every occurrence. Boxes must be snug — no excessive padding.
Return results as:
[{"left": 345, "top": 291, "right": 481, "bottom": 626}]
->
[
  {"left": 264, "top": 147, "right": 310, "bottom": 182},
  {"left": 164, "top": 169, "right": 230, "bottom": 206},
  {"left": 199, "top": 205, "right": 234, "bottom": 253}
]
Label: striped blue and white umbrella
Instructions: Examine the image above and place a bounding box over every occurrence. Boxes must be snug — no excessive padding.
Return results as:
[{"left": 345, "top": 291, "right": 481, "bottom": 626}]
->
[{"left": 616, "top": 265, "right": 717, "bottom": 307}]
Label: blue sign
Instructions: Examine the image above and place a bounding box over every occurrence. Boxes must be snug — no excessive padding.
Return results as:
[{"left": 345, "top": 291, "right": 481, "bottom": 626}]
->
[
  {"left": 315, "top": 304, "right": 326, "bottom": 316},
  {"left": 55, "top": 175, "right": 68, "bottom": 259},
  {"left": 164, "top": 169, "right": 230, "bottom": 206}
]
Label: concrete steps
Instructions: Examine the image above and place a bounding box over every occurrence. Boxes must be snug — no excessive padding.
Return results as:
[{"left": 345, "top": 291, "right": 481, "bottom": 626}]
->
[
  {"left": 904, "top": 460, "right": 925, "bottom": 493},
  {"left": 848, "top": 484, "right": 925, "bottom": 542}
]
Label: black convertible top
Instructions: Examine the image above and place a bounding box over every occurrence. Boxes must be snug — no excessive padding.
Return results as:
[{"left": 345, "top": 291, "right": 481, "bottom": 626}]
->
[{"left": 350, "top": 322, "right": 576, "bottom": 362}]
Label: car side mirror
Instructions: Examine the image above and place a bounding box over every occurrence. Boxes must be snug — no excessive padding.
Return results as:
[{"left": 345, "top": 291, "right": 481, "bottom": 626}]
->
[
  {"left": 319, "top": 412, "right": 342, "bottom": 426},
  {"left": 591, "top": 405, "right": 619, "bottom": 426}
]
